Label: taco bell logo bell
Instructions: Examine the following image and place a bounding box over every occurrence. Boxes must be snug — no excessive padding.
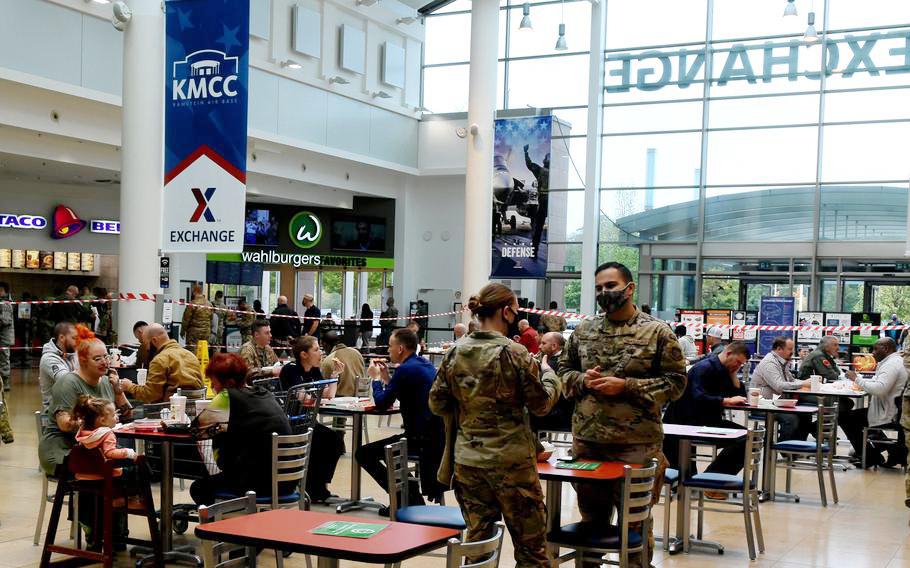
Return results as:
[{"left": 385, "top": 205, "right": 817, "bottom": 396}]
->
[{"left": 172, "top": 49, "right": 239, "bottom": 104}]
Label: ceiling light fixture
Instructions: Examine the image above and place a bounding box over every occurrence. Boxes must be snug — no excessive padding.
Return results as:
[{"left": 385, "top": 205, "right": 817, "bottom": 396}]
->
[
  {"left": 555, "top": 0, "right": 567, "bottom": 51},
  {"left": 396, "top": 16, "right": 418, "bottom": 25},
  {"left": 372, "top": 90, "right": 393, "bottom": 99},
  {"left": 328, "top": 75, "right": 350, "bottom": 84},
  {"left": 804, "top": 10, "right": 819, "bottom": 43},
  {"left": 281, "top": 59, "right": 302, "bottom": 69},
  {"left": 519, "top": 2, "right": 532, "bottom": 31},
  {"left": 783, "top": 0, "right": 797, "bottom": 17}
]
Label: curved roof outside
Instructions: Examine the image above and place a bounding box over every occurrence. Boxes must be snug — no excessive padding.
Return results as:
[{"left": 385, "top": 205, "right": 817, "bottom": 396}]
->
[{"left": 613, "top": 185, "right": 908, "bottom": 242}]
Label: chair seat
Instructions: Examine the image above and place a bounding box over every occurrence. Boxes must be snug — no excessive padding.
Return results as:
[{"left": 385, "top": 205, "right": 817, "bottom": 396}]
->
[
  {"left": 547, "top": 522, "right": 642, "bottom": 549},
  {"left": 215, "top": 491, "right": 301, "bottom": 505},
  {"left": 773, "top": 440, "right": 830, "bottom": 453},
  {"left": 664, "top": 468, "right": 679, "bottom": 485},
  {"left": 683, "top": 472, "right": 753, "bottom": 490},
  {"left": 396, "top": 505, "right": 466, "bottom": 530}
]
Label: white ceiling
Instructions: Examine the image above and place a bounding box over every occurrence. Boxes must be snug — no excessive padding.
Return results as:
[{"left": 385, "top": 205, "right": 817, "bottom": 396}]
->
[{"left": 0, "top": 152, "right": 119, "bottom": 187}]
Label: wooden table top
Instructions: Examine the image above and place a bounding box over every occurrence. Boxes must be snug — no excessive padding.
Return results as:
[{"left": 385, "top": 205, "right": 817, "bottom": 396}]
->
[
  {"left": 536, "top": 458, "right": 629, "bottom": 482},
  {"left": 194, "top": 509, "right": 460, "bottom": 563}
]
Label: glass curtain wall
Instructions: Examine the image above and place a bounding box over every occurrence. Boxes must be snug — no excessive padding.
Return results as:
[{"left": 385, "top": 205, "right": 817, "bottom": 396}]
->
[{"left": 423, "top": 0, "right": 910, "bottom": 315}]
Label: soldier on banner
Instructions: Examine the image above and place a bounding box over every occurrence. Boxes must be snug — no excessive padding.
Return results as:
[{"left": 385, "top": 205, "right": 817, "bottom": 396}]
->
[{"left": 560, "top": 262, "right": 686, "bottom": 564}]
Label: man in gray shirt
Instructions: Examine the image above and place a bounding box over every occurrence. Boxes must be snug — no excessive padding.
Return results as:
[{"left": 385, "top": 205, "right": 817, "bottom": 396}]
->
[
  {"left": 39, "top": 322, "right": 78, "bottom": 410},
  {"left": 751, "top": 336, "right": 811, "bottom": 441},
  {"left": 842, "top": 337, "right": 907, "bottom": 468}
]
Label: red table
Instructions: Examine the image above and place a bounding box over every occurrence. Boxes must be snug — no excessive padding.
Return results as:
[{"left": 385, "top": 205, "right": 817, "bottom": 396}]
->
[
  {"left": 537, "top": 457, "right": 628, "bottom": 561},
  {"left": 117, "top": 425, "right": 201, "bottom": 566},
  {"left": 663, "top": 423, "right": 749, "bottom": 555},
  {"left": 194, "top": 509, "right": 460, "bottom": 568}
]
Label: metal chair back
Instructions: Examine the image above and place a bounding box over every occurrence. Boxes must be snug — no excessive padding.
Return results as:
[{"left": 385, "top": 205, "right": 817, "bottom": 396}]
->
[
  {"left": 283, "top": 382, "right": 325, "bottom": 435},
  {"left": 618, "top": 458, "right": 659, "bottom": 561},
  {"left": 253, "top": 377, "right": 283, "bottom": 396},
  {"left": 817, "top": 404, "right": 839, "bottom": 459},
  {"left": 445, "top": 521, "right": 505, "bottom": 568},
  {"left": 198, "top": 491, "right": 258, "bottom": 568},
  {"left": 744, "top": 427, "right": 765, "bottom": 488},
  {"left": 384, "top": 438, "right": 410, "bottom": 520},
  {"left": 270, "top": 430, "right": 313, "bottom": 510}
]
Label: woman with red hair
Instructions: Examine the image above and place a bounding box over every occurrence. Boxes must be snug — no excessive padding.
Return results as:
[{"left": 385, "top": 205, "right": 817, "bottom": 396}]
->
[
  {"left": 189, "top": 352, "right": 293, "bottom": 505},
  {"left": 38, "top": 324, "right": 132, "bottom": 545}
]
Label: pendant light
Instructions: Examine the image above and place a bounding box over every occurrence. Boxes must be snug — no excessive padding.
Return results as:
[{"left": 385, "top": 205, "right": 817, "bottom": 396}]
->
[
  {"left": 519, "top": 2, "right": 532, "bottom": 31},
  {"left": 554, "top": 0, "right": 567, "bottom": 51},
  {"left": 804, "top": 10, "right": 819, "bottom": 43},
  {"left": 783, "top": 0, "right": 797, "bottom": 17}
]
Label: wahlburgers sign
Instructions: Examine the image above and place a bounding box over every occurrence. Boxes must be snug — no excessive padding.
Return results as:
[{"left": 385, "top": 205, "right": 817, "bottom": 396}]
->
[{"left": 208, "top": 251, "right": 394, "bottom": 270}]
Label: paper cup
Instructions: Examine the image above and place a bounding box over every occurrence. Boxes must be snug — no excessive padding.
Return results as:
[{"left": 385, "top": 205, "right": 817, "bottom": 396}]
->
[
  {"left": 748, "top": 388, "right": 760, "bottom": 406},
  {"left": 810, "top": 374, "right": 821, "bottom": 391},
  {"left": 136, "top": 368, "right": 148, "bottom": 385},
  {"left": 194, "top": 399, "right": 211, "bottom": 416}
]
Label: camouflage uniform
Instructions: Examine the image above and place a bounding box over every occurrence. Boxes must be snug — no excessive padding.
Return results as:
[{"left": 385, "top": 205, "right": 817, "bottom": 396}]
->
[
  {"left": 181, "top": 294, "right": 212, "bottom": 352},
  {"left": 233, "top": 311, "right": 255, "bottom": 345},
  {"left": 211, "top": 298, "right": 225, "bottom": 346},
  {"left": 429, "top": 330, "right": 560, "bottom": 568},
  {"left": 0, "top": 300, "right": 13, "bottom": 442},
  {"left": 540, "top": 314, "right": 567, "bottom": 333},
  {"left": 561, "top": 308, "right": 687, "bottom": 563},
  {"left": 239, "top": 341, "right": 278, "bottom": 381}
]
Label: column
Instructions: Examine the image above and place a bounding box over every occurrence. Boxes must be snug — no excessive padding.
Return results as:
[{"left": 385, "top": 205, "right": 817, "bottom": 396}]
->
[
  {"left": 461, "top": 0, "right": 499, "bottom": 314},
  {"left": 580, "top": 0, "right": 607, "bottom": 316},
  {"left": 343, "top": 272, "right": 355, "bottom": 319},
  {"left": 117, "top": 0, "right": 164, "bottom": 340}
]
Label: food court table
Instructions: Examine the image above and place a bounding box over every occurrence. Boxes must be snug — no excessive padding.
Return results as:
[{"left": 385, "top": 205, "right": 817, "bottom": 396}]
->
[
  {"left": 537, "top": 457, "right": 628, "bottom": 562},
  {"left": 724, "top": 403, "right": 819, "bottom": 502},
  {"left": 195, "top": 508, "right": 460, "bottom": 568},
  {"left": 783, "top": 385, "right": 869, "bottom": 410},
  {"left": 317, "top": 401, "right": 401, "bottom": 513},
  {"left": 117, "top": 425, "right": 202, "bottom": 566},
  {"left": 663, "top": 423, "right": 749, "bottom": 555}
]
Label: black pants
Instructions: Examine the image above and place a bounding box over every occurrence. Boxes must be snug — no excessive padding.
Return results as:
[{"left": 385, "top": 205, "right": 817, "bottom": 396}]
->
[
  {"left": 840, "top": 409, "right": 908, "bottom": 466},
  {"left": 776, "top": 413, "right": 813, "bottom": 442},
  {"left": 354, "top": 434, "right": 424, "bottom": 506},
  {"left": 308, "top": 423, "right": 345, "bottom": 501},
  {"left": 663, "top": 420, "right": 746, "bottom": 477}
]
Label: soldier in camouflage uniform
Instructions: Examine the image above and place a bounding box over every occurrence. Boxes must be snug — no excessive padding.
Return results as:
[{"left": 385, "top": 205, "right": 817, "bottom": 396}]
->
[
  {"left": 239, "top": 321, "right": 280, "bottom": 381},
  {"left": 0, "top": 282, "right": 14, "bottom": 443},
  {"left": 561, "top": 262, "right": 686, "bottom": 565},
  {"left": 231, "top": 299, "right": 255, "bottom": 345},
  {"left": 430, "top": 283, "right": 560, "bottom": 568},
  {"left": 181, "top": 286, "right": 212, "bottom": 353}
]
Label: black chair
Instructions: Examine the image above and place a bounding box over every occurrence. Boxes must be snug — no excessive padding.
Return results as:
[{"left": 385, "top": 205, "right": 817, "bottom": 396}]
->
[
  {"left": 40, "top": 446, "right": 162, "bottom": 568},
  {"left": 862, "top": 396, "right": 907, "bottom": 470}
]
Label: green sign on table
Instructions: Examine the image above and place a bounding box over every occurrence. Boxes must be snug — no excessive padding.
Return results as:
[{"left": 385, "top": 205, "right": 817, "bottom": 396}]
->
[
  {"left": 311, "top": 521, "right": 389, "bottom": 539},
  {"left": 555, "top": 461, "right": 602, "bottom": 471}
]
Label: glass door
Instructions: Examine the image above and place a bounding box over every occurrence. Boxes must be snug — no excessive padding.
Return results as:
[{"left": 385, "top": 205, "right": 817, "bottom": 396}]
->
[{"left": 701, "top": 278, "right": 740, "bottom": 309}]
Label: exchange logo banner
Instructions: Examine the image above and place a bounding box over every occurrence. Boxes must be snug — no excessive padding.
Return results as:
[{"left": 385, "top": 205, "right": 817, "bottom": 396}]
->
[
  {"left": 162, "top": 0, "right": 249, "bottom": 252},
  {"left": 491, "top": 116, "right": 552, "bottom": 279}
]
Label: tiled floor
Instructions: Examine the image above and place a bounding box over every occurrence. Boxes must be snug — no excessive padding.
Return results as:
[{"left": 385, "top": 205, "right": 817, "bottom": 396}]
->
[{"left": 2, "top": 367, "right": 908, "bottom": 567}]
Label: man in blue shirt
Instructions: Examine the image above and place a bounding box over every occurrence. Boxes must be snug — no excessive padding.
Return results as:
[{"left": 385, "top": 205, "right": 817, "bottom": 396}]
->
[
  {"left": 663, "top": 342, "right": 750, "bottom": 481},
  {"left": 358, "top": 328, "right": 444, "bottom": 513}
]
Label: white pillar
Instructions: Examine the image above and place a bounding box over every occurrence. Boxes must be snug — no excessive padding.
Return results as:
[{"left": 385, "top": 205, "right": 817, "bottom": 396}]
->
[
  {"left": 117, "top": 0, "right": 164, "bottom": 340},
  {"left": 580, "top": 0, "right": 607, "bottom": 316},
  {"left": 343, "top": 272, "right": 355, "bottom": 319},
  {"left": 358, "top": 272, "right": 370, "bottom": 308},
  {"left": 461, "top": 0, "right": 499, "bottom": 316}
]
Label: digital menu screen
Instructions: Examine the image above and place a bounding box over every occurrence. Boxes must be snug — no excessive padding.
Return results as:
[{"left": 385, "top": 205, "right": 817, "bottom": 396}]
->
[
  {"left": 11, "top": 250, "right": 25, "bottom": 269},
  {"left": 25, "top": 250, "right": 39, "bottom": 269},
  {"left": 80, "top": 253, "right": 94, "bottom": 272},
  {"left": 53, "top": 252, "right": 67, "bottom": 270},
  {"left": 0, "top": 250, "right": 9, "bottom": 269},
  {"left": 39, "top": 251, "right": 53, "bottom": 270}
]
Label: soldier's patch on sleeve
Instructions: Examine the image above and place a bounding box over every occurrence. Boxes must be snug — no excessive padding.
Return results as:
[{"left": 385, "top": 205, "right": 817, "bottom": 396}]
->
[{"left": 668, "top": 344, "right": 684, "bottom": 362}]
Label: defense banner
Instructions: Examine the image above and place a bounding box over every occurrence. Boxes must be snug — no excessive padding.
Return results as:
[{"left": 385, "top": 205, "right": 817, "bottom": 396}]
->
[
  {"left": 162, "top": 0, "right": 249, "bottom": 252},
  {"left": 491, "top": 116, "right": 552, "bottom": 278}
]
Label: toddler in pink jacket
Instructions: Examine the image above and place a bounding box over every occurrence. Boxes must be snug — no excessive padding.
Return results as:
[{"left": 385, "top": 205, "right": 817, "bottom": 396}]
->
[{"left": 73, "top": 395, "right": 137, "bottom": 480}]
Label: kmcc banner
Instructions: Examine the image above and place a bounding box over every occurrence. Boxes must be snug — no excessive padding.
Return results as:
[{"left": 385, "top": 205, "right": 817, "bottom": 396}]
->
[
  {"left": 162, "top": 0, "right": 249, "bottom": 253},
  {"left": 491, "top": 116, "right": 552, "bottom": 279}
]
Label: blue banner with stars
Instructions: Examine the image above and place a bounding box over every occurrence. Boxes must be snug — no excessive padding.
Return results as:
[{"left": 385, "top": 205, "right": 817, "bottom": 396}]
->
[
  {"left": 491, "top": 116, "right": 552, "bottom": 279},
  {"left": 162, "top": 0, "right": 249, "bottom": 253}
]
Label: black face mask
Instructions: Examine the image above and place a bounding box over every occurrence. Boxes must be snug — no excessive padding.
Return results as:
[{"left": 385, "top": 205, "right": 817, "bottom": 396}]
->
[
  {"left": 505, "top": 308, "right": 521, "bottom": 338},
  {"left": 596, "top": 284, "right": 631, "bottom": 314}
]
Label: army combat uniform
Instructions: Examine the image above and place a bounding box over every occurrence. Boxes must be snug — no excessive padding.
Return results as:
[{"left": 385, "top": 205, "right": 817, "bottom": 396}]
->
[
  {"left": 232, "top": 311, "right": 255, "bottom": 345},
  {"left": 239, "top": 341, "right": 279, "bottom": 381},
  {"left": 561, "top": 308, "right": 686, "bottom": 563},
  {"left": 0, "top": 300, "right": 14, "bottom": 442},
  {"left": 181, "top": 294, "right": 212, "bottom": 353},
  {"left": 429, "top": 330, "right": 560, "bottom": 568}
]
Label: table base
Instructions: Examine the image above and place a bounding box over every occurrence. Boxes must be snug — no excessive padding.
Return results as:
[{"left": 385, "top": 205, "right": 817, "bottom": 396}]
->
[
  {"left": 131, "top": 544, "right": 201, "bottom": 567},
  {"left": 334, "top": 497, "right": 384, "bottom": 514}
]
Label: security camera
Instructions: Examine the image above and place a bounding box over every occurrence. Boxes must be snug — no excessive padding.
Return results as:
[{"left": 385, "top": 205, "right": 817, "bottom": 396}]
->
[{"left": 111, "top": 1, "right": 132, "bottom": 31}]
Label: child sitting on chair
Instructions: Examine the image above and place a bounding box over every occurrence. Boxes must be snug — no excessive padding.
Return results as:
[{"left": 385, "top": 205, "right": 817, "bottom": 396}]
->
[{"left": 73, "top": 395, "right": 137, "bottom": 480}]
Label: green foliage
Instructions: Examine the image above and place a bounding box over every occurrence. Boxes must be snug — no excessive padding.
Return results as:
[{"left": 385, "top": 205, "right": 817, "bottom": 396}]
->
[{"left": 702, "top": 278, "right": 739, "bottom": 309}]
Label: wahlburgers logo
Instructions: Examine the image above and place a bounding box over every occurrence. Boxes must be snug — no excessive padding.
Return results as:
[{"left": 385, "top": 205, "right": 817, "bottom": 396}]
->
[{"left": 289, "top": 212, "right": 322, "bottom": 249}]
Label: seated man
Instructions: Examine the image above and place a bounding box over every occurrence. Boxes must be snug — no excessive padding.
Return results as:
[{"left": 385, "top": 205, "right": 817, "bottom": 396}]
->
[
  {"left": 119, "top": 324, "right": 205, "bottom": 403},
  {"left": 357, "top": 328, "right": 445, "bottom": 513},
  {"left": 321, "top": 330, "right": 365, "bottom": 397},
  {"left": 842, "top": 337, "right": 908, "bottom": 468},
  {"left": 239, "top": 320, "right": 280, "bottom": 381},
  {"left": 529, "top": 332, "right": 573, "bottom": 434},
  {"left": 751, "top": 336, "right": 811, "bottom": 441},
  {"left": 798, "top": 335, "right": 853, "bottom": 383},
  {"left": 664, "top": 342, "right": 750, "bottom": 491}
]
